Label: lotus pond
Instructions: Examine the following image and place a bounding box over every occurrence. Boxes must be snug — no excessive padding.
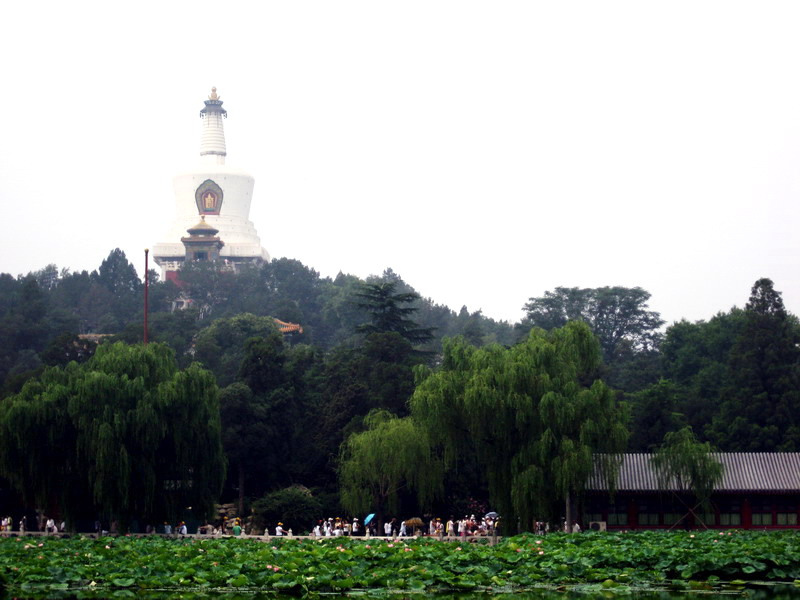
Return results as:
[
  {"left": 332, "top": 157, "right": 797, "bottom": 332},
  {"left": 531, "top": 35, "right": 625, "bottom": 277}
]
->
[{"left": 3, "top": 530, "right": 800, "bottom": 598}]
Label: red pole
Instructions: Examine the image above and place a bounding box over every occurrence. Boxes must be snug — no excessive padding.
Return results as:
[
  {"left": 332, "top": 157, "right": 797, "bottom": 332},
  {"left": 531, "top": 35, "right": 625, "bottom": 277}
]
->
[{"left": 144, "top": 249, "right": 149, "bottom": 345}]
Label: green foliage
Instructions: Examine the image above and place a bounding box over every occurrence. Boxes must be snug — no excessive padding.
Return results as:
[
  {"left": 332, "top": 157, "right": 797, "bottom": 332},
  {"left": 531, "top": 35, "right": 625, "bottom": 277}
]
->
[
  {"left": 40, "top": 332, "right": 97, "bottom": 367},
  {"left": 193, "top": 314, "right": 280, "bottom": 387},
  {"left": 652, "top": 427, "right": 724, "bottom": 512},
  {"left": 114, "top": 308, "right": 202, "bottom": 365},
  {"left": 0, "top": 342, "right": 225, "bottom": 527},
  {"left": 660, "top": 279, "right": 800, "bottom": 452},
  {"left": 647, "top": 278, "right": 800, "bottom": 453},
  {"left": 309, "top": 330, "right": 428, "bottom": 487},
  {"left": 522, "top": 286, "right": 664, "bottom": 362},
  {"left": 94, "top": 248, "right": 142, "bottom": 297},
  {"left": 411, "top": 322, "right": 629, "bottom": 529},
  {"left": 218, "top": 327, "right": 297, "bottom": 510},
  {"left": 709, "top": 278, "right": 800, "bottom": 451},
  {"left": 359, "top": 331, "right": 418, "bottom": 416},
  {"left": 91, "top": 249, "right": 143, "bottom": 332},
  {"left": 627, "top": 379, "right": 686, "bottom": 451},
  {"left": 355, "top": 281, "right": 434, "bottom": 345},
  {"left": 219, "top": 381, "right": 291, "bottom": 511},
  {"left": 658, "top": 310, "right": 746, "bottom": 437},
  {"left": 2, "top": 531, "right": 800, "bottom": 595},
  {"left": 7, "top": 254, "right": 800, "bottom": 526},
  {"left": 0, "top": 254, "right": 515, "bottom": 402},
  {"left": 250, "top": 485, "right": 322, "bottom": 532},
  {"left": 339, "top": 409, "right": 442, "bottom": 519},
  {"left": 238, "top": 333, "right": 287, "bottom": 395},
  {"left": 176, "top": 260, "right": 238, "bottom": 319}
]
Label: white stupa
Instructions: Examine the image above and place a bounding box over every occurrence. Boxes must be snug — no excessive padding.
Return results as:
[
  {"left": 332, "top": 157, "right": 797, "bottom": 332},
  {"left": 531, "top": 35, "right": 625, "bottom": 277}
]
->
[{"left": 152, "top": 87, "right": 270, "bottom": 276}]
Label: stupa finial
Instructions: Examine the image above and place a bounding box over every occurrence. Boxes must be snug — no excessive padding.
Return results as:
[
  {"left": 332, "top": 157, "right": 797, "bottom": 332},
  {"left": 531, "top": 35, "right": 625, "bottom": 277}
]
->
[{"left": 209, "top": 87, "right": 219, "bottom": 101}]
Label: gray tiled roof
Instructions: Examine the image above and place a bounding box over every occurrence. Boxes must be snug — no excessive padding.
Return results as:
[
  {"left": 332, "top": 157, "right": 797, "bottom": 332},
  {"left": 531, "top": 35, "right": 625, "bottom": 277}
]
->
[{"left": 587, "top": 453, "right": 800, "bottom": 492}]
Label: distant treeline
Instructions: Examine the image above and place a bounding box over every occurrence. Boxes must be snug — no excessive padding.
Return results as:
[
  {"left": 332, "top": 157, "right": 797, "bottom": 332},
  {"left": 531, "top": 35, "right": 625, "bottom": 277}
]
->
[{"left": 0, "top": 249, "right": 797, "bottom": 524}]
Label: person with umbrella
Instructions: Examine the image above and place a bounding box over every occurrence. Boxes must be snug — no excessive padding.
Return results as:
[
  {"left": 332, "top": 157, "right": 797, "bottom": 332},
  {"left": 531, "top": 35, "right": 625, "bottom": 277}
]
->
[
  {"left": 404, "top": 517, "right": 424, "bottom": 535},
  {"left": 485, "top": 511, "right": 499, "bottom": 533},
  {"left": 364, "top": 513, "right": 377, "bottom": 536}
]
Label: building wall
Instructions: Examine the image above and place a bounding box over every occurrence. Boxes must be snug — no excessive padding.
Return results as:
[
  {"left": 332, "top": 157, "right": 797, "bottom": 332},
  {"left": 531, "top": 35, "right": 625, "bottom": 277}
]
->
[{"left": 584, "top": 492, "right": 800, "bottom": 530}]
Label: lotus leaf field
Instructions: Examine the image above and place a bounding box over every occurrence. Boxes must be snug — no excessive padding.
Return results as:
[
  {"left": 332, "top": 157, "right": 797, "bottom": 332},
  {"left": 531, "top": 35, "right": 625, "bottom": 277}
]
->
[{"left": 2, "top": 530, "right": 800, "bottom": 597}]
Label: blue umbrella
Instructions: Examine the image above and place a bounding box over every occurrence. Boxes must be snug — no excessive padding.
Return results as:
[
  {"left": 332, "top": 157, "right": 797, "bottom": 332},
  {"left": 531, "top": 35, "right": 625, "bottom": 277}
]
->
[{"left": 364, "top": 513, "right": 376, "bottom": 525}]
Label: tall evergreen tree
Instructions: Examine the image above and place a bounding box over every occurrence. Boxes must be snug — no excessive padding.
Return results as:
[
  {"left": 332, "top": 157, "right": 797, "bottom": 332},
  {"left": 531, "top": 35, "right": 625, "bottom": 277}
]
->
[
  {"left": 710, "top": 278, "right": 800, "bottom": 450},
  {"left": 355, "top": 282, "right": 434, "bottom": 345}
]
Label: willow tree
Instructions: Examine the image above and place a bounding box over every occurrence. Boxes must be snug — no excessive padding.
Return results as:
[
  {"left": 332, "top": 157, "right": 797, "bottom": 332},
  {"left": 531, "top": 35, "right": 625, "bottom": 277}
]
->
[
  {"left": 0, "top": 342, "right": 225, "bottom": 529},
  {"left": 339, "top": 410, "right": 442, "bottom": 529},
  {"left": 410, "top": 321, "right": 628, "bottom": 531},
  {"left": 652, "top": 427, "right": 724, "bottom": 527}
]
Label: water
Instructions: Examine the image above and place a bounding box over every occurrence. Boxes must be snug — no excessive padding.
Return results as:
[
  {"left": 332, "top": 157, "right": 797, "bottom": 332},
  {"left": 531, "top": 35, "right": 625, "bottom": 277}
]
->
[{"left": 10, "top": 585, "right": 800, "bottom": 600}]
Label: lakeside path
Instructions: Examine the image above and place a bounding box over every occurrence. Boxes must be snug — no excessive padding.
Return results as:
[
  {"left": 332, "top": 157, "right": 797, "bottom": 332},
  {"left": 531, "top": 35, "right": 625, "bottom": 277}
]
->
[{"left": 0, "top": 530, "right": 502, "bottom": 543}]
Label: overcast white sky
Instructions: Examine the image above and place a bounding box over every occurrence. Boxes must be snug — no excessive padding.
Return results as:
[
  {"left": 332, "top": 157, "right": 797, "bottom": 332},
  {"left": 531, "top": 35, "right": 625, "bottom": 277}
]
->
[{"left": 2, "top": 1, "right": 799, "bottom": 325}]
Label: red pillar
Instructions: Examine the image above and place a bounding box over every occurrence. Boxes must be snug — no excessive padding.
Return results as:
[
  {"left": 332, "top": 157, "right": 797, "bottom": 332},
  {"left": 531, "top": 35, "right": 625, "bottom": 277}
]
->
[
  {"left": 628, "top": 497, "right": 638, "bottom": 529},
  {"left": 742, "top": 497, "right": 752, "bottom": 530}
]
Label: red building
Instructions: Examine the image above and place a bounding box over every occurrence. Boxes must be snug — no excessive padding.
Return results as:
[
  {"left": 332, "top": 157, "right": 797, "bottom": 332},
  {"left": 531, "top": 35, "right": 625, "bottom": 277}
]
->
[{"left": 584, "top": 453, "right": 800, "bottom": 530}]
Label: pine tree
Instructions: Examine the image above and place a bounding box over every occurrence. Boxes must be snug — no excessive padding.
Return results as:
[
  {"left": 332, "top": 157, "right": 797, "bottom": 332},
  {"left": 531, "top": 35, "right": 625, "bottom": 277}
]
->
[
  {"left": 710, "top": 279, "right": 800, "bottom": 450},
  {"left": 355, "top": 282, "right": 434, "bottom": 345}
]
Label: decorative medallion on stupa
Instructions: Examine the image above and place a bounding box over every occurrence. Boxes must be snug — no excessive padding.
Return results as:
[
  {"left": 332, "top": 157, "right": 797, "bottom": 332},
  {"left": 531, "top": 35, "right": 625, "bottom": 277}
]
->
[{"left": 152, "top": 87, "right": 270, "bottom": 277}]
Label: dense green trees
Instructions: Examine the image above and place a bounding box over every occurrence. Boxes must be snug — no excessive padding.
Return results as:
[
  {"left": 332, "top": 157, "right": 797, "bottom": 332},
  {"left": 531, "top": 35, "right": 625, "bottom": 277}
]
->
[
  {"left": 219, "top": 382, "right": 276, "bottom": 516},
  {"left": 521, "top": 286, "right": 665, "bottom": 392},
  {"left": 0, "top": 252, "right": 513, "bottom": 403},
  {"left": 628, "top": 278, "right": 800, "bottom": 453},
  {"left": 4, "top": 248, "right": 800, "bottom": 529},
  {"left": 709, "top": 278, "right": 800, "bottom": 450},
  {"left": 521, "top": 286, "right": 664, "bottom": 361},
  {"left": 355, "top": 281, "right": 435, "bottom": 345},
  {"left": 0, "top": 342, "right": 225, "bottom": 529},
  {"left": 410, "top": 322, "right": 629, "bottom": 530},
  {"left": 628, "top": 379, "right": 685, "bottom": 452},
  {"left": 640, "top": 309, "right": 747, "bottom": 443},
  {"left": 250, "top": 485, "right": 323, "bottom": 533},
  {"left": 193, "top": 314, "right": 280, "bottom": 388},
  {"left": 213, "top": 318, "right": 322, "bottom": 515},
  {"left": 339, "top": 410, "right": 442, "bottom": 525}
]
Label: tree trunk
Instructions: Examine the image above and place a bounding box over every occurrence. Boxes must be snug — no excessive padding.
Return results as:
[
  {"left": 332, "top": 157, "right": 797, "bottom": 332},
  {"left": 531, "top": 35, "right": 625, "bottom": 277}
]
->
[
  {"left": 238, "top": 463, "right": 245, "bottom": 517},
  {"left": 565, "top": 491, "right": 572, "bottom": 532}
]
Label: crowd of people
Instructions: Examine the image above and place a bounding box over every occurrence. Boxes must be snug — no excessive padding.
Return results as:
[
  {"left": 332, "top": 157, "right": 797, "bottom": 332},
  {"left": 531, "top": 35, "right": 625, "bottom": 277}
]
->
[
  {"left": 0, "top": 512, "right": 512, "bottom": 538},
  {"left": 156, "top": 514, "right": 503, "bottom": 538},
  {"left": 0, "top": 515, "right": 65, "bottom": 534},
  {"left": 304, "top": 515, "right": 500, "bottom": 538}
]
